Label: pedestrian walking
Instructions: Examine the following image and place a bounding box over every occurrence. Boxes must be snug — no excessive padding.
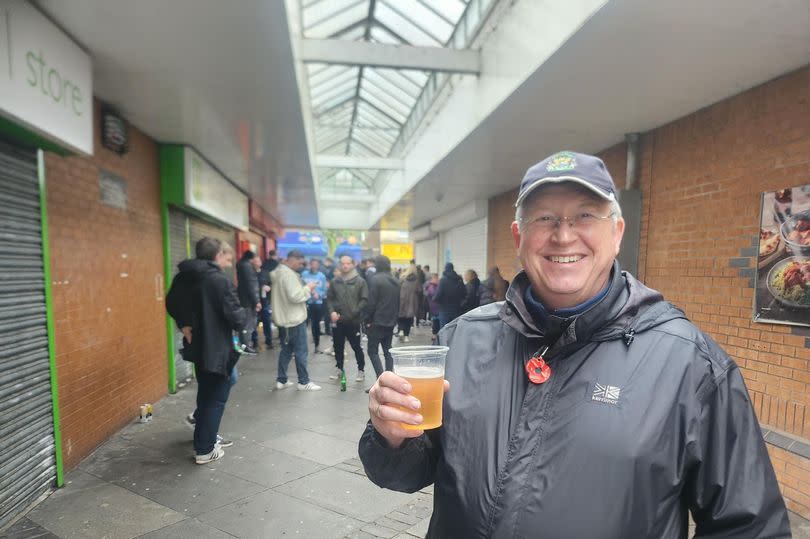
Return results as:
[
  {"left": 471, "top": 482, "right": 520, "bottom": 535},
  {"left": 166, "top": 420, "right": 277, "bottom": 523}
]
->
[
  {"left": 302, "top": 258, "right": 328, "bottom": 353},
  {"left": 236, "top": 251, "right": 261, "bottom": 354},
  {"left": 365, "top": 255, "right": 400, "bottom": 378},
  {"left": 433, "top": 262, "right": 465, "bottom": 330},
  {"left": 270, "top": 249, "right": 321, "bottom": 391},
  {"left": 397, "top": 263, "right": 421, "bottom": 342},
  {"left": 327, "top": 256, "right": 369, "bottom": 382}
]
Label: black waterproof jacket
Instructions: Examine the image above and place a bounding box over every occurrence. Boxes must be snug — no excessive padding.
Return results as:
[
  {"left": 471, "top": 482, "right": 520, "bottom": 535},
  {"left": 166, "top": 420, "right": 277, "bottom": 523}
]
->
[
  {"left": 166, "top": 259, "right": 246, "bottom": 377},
  {"left": 367, "top": 271, "right": 401, "bottom": 328},
  {"left": 434, "top": 269, "right": 465, "bottom": 317},
  {"left": 327, "top": 270, "right": 369, "bottom": 325},
  {"left": 237, "top": 259, "right": 260, "bottom": 308},
  {"left": 359, "top": 264, "right": 789, "bottom": 538}
]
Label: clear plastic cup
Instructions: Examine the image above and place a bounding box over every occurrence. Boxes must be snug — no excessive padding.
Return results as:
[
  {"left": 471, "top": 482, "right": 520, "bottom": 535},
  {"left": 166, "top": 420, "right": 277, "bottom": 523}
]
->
[{"left": 390, "top": 345, "right": 449, "bottom": 430}]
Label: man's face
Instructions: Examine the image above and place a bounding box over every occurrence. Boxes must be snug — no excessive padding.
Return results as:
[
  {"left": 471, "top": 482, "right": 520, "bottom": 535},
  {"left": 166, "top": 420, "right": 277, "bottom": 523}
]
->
[
  {"left": 325, "top": 259, "right": 333, "bottom": 267},
  {"left": 288, "top": 256, "right": 305, "bottom": 272},
  {"left": 510, "top": 184, "right": 624, "bottom": 310},
  {"left": 215, "top": 251, "right": 233, "bottom": 269},
  {"left": 310, "top": 260, "right": 321, "bottom": 273},
  {"left": 251, "top": 257, "right": 261, "bottom": 270},
  {"left": 340, "top": 256, "right": 354, "bottom": 273}
]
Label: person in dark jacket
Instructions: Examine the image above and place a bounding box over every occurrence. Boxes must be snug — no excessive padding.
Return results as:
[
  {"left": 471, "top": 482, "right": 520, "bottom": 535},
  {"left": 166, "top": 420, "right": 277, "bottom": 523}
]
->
[
  {"left": 423, "top": 273, "right": 440, "bottom": 343},
  {"left": 460, "top": 269, "right": 481, "bottom": 313},
  {"left": 433, "top": 263, "right": 465, "bottom": 330},
  {"left": 166, "top": 237, "right": 246, "bottom": 465},
  {"left": 478, "top": 265, "right": 508, "bottom": 306},
  {"left": 359, "top": 152, "right": 789, "bottom": 538},
  {"left": 397, "top": 264, "right": 421, "bottom": 342},
  {"left": 327, "top": 255, "right": 369, "bottom": 382},
  {"left": 320, "top": 257, "right": 335, "bottom": 337},
  {"left": 236, "top": 251, "right": 261, "bottom": 354},
  {"left": 365, "top": 255, "right": 400, "bottom": 377},
  {"left": 258, "top": 251, "right": 279, "bottom": 348}
]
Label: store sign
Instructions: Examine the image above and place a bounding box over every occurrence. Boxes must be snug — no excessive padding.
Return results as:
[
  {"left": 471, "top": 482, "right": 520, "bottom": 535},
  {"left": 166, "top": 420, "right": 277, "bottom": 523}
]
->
[
  {"left": 382, "top": 243, "right": 414, "bottom": 260},
  {"left": 0, "top": 2, "right": 93, "bottom": 154},
  {"left": 184, "top": 147, "right": 248, "bottom": 230}
]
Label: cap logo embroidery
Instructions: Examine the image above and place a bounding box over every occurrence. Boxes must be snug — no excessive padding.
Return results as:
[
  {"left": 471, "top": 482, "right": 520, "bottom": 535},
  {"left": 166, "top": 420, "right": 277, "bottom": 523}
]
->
[{"left": 546, "top": 151, "right": 577, "bottom": 172}]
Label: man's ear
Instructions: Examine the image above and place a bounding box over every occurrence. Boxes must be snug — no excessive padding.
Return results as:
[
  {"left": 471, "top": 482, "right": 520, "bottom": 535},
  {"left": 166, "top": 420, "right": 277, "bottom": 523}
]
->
[
  {"left": 613, "top": 217, "right": 625, "bottom": 255},
  {"left": 511, "top": 221, "right": 522, "bottom": 251}
]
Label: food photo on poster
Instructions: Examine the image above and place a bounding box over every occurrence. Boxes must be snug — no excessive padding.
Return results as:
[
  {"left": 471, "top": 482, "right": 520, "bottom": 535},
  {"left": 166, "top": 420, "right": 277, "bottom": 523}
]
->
[{"left": 753, "top": 184, "right": 810, "bottom": 326}]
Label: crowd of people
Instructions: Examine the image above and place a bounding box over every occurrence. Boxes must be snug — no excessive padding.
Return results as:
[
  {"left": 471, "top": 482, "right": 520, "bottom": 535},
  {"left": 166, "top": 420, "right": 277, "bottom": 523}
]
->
[{"left": 166, "top": 233, "right": 506, "bottom": 464}]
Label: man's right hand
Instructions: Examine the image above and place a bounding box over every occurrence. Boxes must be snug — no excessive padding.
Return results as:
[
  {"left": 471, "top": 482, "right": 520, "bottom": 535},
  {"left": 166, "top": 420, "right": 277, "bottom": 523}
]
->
[
  {"left": 306, "top": 281, "right": 317, "bottom": 290},
  {"left": 181, "top": 326, "right": 192, "bottom": 344},
  {"left": 367, "top": 372, "right": 449, "bottom": 449},
  {"left": 330, "top": 311, "right": 340, "bottom": 323}
]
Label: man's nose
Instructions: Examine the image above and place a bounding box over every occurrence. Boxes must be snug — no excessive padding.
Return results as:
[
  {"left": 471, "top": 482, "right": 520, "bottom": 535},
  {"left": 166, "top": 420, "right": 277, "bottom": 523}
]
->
[{"left": 551, "top": 221, "right": 577, "bottom": 242}]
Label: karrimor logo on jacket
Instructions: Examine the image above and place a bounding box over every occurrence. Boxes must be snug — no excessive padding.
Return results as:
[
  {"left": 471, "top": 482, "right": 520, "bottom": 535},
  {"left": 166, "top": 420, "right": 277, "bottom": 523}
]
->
[{"left": 592, "top": 382, "right": 621, "bottom": 405}]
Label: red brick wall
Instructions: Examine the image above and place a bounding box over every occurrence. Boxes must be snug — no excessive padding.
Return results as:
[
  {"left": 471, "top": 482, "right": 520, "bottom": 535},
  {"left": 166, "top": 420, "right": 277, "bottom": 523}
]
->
[
  {"left": 47, "top": 99, "right": 167, "bottom": 470},
  {"left": 488, "top": 65, "right": 810, "bottom": 517},
  {"left": 487, "top": 189, "right": 520, "bottom": 281}
]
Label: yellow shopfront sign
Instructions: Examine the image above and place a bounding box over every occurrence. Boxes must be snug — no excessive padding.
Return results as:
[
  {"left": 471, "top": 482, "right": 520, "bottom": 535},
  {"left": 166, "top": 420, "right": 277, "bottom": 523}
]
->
[{"left": 381, "top": 243, "right": 413, "bottom": 260}]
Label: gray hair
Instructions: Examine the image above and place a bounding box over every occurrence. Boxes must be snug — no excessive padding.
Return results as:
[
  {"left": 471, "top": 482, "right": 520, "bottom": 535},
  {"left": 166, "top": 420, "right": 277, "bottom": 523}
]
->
[{"left": 515, "top": 195, "right": 622, "bottom": 231}]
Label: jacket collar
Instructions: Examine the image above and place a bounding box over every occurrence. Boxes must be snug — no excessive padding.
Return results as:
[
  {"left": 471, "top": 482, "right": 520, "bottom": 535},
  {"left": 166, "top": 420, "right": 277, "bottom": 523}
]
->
[
  {"left": 335, "top": 268, "right": 360, "bottom": 283},
  {"left": 499, "top": 260, "right": 672, "bottom": 349}
]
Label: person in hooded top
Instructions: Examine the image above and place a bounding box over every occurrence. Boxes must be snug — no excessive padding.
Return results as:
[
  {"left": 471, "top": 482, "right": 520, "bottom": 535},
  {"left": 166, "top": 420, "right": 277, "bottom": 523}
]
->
[
  {"left": 166, "top": 237, "right": 246, "bottom": 465},
  {"left": 432, "top": 262, "right": 466, "bottom": 330},
  {"left": 365, "top": 255, "right": 401, "bottom": 378}
]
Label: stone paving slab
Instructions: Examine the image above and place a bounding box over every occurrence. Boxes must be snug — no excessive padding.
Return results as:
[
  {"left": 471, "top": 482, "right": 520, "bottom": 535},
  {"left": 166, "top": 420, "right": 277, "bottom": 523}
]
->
[
  {"left": 197, "top": 490, "right": 362, "bottom": 539},
  {"left": 135, "top": 518, "right": 237, "bottom": 538},
  {"left": 260, "top": 430, "right": 359, "bottom": 466},
  {"left": 26, "top": 470, "right": 186, "bottom": 539},
  {"left": 275, "top": 467, "right": 414, "bottom": 523}
]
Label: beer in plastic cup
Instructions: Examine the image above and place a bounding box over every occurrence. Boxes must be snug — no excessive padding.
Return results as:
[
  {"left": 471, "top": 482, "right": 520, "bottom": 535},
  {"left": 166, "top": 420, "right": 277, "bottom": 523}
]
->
[{"left": 390, "top": 345, "right": 449, "bottom": 430}]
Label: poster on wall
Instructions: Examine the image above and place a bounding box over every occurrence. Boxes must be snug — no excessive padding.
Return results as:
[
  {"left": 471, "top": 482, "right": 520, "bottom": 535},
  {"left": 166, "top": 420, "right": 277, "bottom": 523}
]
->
[{"left": 753, "top": 184, "right": 810, "bottom": 327}]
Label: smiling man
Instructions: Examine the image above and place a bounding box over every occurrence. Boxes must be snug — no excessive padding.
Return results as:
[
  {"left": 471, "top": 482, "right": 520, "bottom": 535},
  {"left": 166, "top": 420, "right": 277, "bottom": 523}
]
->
[{"left": 359, "top": 151, "right": 789, "bottom": 538}]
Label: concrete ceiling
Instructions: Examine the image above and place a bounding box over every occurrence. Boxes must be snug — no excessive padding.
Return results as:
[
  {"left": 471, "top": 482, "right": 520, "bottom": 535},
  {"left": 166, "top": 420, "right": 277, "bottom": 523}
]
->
[
  {"left": 383, "top": 0, "right": 810, "bottom": 230},
  {"left": 35, "top": 0, "right": 319, "bottom": 228}
]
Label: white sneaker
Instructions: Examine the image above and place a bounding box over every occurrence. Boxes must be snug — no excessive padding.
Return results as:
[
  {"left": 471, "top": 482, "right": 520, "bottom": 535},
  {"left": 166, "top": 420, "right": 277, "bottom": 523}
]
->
[
  {"left": 398, "top": 330, "right": 404, "bottom": 338},
  {"left": 275, "top": 381, "right": 294, "bottom": 390},
  {"left": 195, "top": 445, "right": 225, "bottom": 465},
  {"left": 323, "top": 347, "right": 334, "bottom": 356},
  {"left": 355, "top": 370, "right": 365, "bottom": 382},
  {"left": 329, "top": 368, "right": 342, "bottom": 380},
  {"left": 298, "top": 382, "right": 322, "bottom": 391},
  {"left": 403, "top": 336, "right": 411, "bottom": 343}
]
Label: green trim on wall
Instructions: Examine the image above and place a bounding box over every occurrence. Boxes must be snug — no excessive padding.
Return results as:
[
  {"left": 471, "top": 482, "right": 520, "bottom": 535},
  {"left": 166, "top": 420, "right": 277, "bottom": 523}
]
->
[
  {"left": 0, "top": 116, "right": 72, "bottom": 157},
  {"left": 38, "top": 150, "right": 64, "bottom": 487},
  {"left": 160, "top": 145, "right": 186, "bottom": 206},
  {"left": 159, "top": 145, "right": 186, "bottom": 394}
]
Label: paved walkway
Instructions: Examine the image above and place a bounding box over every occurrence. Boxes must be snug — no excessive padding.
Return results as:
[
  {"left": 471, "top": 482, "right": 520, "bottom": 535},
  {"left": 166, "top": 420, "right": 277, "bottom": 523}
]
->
[{"left": 4, "top": 323, "right": 810, "bottom": 538}]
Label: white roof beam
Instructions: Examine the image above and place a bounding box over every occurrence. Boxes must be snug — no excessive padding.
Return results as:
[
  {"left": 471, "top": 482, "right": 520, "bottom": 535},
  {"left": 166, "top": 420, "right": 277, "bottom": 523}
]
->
[
  {"left": 315, "top": 155, "right": 403, "bottom": 170},
  {"left": 299, "top": 38, "right": 481, "bottom": 74}
]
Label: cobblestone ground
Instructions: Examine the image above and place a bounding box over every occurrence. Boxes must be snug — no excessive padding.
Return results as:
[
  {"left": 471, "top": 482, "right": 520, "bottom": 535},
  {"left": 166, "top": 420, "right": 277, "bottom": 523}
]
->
[{"left": 4, "top": 321, "right": 809, "bottom": 538}]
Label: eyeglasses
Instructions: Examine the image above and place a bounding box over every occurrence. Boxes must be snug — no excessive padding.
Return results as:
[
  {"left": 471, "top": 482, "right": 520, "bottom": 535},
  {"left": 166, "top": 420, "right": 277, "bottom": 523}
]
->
[{"left": 519, "top": 211, "right": 616, "bottom": 233}]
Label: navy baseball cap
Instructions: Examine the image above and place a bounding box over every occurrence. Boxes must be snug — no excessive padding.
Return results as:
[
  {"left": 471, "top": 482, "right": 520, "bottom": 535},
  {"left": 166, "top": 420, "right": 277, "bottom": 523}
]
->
[{"left": 515, "top": 151, "right": 617, "bottom": 207}]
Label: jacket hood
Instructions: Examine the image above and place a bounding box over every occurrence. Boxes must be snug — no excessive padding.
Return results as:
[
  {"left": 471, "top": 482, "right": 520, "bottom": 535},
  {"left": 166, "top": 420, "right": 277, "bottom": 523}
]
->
[
  {"left": 443, "top": 269, "right": 462, "bottom": 281},
  {"left": 500, "top": 261, "right": 684, "bottom": 347},
  {"left": 177, "top": 258, "right": 219, "bottom": 278},
  {"left": 373, "top": 256, "right": 392, "bottom": 273},
  {"left": 404, "top": 273, "right": 418, "bottom": 282}
]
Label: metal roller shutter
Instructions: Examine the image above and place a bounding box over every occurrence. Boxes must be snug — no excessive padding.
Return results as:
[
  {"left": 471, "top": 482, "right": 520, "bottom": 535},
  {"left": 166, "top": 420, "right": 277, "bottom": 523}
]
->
[
  {"left": 168, "top": 209, "right": 193, "bottom": 383},
  {"left": 442, "top": 217, "right": 488, "bottom": 278},
  {"left": 0, "top": 141, "right": 56, "bottom": 529},
  {"left": 415, "top": 239, "right": 438, "bottom": 275}
]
